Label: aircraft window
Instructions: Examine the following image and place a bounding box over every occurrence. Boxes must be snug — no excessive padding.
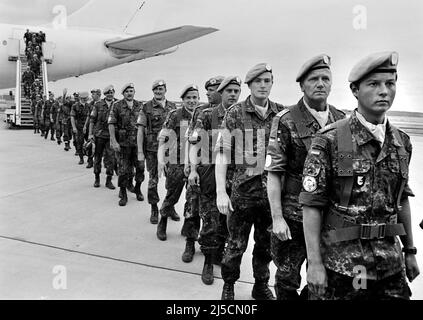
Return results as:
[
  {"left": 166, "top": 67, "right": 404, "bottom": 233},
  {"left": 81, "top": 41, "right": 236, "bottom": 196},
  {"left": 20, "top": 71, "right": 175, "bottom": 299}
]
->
[{"left": 2, "top": 40, "right": 7, "bottom": 46}]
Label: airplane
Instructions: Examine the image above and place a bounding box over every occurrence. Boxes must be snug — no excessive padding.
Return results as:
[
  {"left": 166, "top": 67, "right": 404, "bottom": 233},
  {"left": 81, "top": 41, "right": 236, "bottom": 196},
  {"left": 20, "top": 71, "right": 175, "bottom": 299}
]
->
[
  {"left": 0, "top": 0, "right": 218, "bottom": 126},
  {"left": 0, "top": 0, "right": 218, "bottom": 90}
]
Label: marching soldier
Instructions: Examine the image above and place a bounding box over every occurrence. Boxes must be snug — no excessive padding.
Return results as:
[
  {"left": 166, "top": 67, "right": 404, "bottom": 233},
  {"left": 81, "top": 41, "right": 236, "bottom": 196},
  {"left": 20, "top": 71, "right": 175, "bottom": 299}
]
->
[
  {"left": 156, "top": 84, "right": 201, "bottom": 264},
  {"left": 108, "top": 83, "right": 145, "bottom": 207},
  {"left": 84, "top": 89, "right": 101, "bottom": 169},
  {"left": 71, "top": 92, "right": 90, "bottom": 165},
  {"left": 89, "top": 85, "right": 116, "bottom": 190},
  {"left": 42, "top": 92, "right": 59, "bottom": 141},
  {"left": 188, "top": 76, "right": 241, "bottom": 285},
  {"left": 265, "top": 54, "right": 345, "bottom": 300},
  {"left": 137, "top": 80, "right": 176, "bottom": 223},
  {"left": 300, "top": 52, "right": 420, "bottom": 300},
  {"left": 215, "top": 63, "right": 285, "bottom": 300},
  {"left": 22, "top": 66, "right": 35, "bottom": 98}
]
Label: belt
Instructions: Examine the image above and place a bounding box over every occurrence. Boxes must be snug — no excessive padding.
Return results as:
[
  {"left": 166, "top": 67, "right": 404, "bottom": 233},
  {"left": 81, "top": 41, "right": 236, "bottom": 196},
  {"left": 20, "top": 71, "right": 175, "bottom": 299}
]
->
[{"left": 325, "top": 209, "right": 406, "bottom": 243}]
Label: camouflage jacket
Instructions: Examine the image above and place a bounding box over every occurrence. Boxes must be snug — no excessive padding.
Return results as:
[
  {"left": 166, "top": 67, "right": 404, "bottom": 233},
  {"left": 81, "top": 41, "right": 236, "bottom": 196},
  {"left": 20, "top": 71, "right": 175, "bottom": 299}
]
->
[
  {"left": 90, "top": 99, "right": 115, "bottom": 139},
  {"left": 216, "top": 96, "right": 285, "bottom": 204},
  {"left": 137, "top": 99, "right": 176, "bottom": 152},
  {"left": 58, "top": 101, "right": 72, "bottom": 123},
  {"left": 70, "top": 102, "right": 90, "bottom": 130},
  {"left": 299, "top": 110, "right": 414, "bottom": 280},
  {"left": 265, "top": 98, "right": 345, "bottom": 222},
  {"left": 108, "top": 99, "right": 142, "bottom": 147},
  {"left": 159, "top": 106, "right": 193, "bottom": 165}
]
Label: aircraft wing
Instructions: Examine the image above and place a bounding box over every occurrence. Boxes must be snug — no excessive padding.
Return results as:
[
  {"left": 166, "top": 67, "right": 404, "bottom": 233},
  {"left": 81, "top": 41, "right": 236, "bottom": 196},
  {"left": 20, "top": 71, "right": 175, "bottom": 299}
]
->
[{"left": 105, "top": 25, "right": 218, "bottom": 53}]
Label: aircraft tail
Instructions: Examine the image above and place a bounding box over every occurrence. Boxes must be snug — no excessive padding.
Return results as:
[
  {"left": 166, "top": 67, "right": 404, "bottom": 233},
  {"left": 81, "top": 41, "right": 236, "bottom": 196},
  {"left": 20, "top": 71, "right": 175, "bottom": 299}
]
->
[{"left": 66, "top": 0, "right": 165, "bottom": 34}]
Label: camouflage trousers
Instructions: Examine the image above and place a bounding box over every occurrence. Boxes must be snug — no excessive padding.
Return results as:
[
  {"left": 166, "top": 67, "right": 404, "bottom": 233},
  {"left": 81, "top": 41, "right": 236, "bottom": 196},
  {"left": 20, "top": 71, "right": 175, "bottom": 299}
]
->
[
  {"left": 145, "top": 151, "right": 159, "bottom": 205},
  {"left": 61, "top": 121, "right": 72, "bottom": 142},
  {"left": 55, "top": 122, "right": 62, "bottom": 140},
  {"left": 43, "top": 119, "right": 55, "bottom": 138},
  {"left": 73, "top": 129, "right": 85, "bottom": 156},
  {"left": 161, "top": 164, "right": 200, "bottom": 241},
  {"left": 309, "top": 269, "right": 411, "bottom": 300},
  {"left": 33, "top": 115, "right": 40, "bottom": 130},
  {"left": 94, "top": 137, "right": 115, "bottom": 176},
  {"left": 221, "top": 199, "right": 272, "bottom": 284},
  {"left": 270, "top": 218, "right": 307, "bottom": 300},
  {"left": 116, "top": 146, "right": 145, "bottom": 188},
  {"left": 198, "top": 192, "right": 228, "bottom": 255}
]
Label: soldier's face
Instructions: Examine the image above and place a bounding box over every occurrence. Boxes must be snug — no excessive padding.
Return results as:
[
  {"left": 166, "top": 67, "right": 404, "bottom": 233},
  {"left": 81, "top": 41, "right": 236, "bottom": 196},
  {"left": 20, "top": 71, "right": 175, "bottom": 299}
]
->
[
  {"left": 81, "top": 97, "right": 88, "bottom": 104},
  {"left": 92, "top": 93, "right": 100, "bottom": 101},
  {"left": 353, "top": 72, "right": 397, "bottom": 116},
  {"left": 105, "top": 90, "right": 115, "bottom": 101},
  {"left": 300, "top": 69, "right": 332, "bottom": 102},
  {"left": 249, "top": 72, "right": 273, "bottom": 100},
  {"left": 206, "top": 85, "right": 219, "bottom": 103},
  {"left": 124, "top": 88, "right": 135, "bottom": 100},
  {"left": 221, "top": 84, "right": 241, "bottom": 107},
  {"left": 153, "top": 86, "right": 166, "bottom": 100},
  {"left": 182, "top": 90, "right": 199, "bottom": 112}
]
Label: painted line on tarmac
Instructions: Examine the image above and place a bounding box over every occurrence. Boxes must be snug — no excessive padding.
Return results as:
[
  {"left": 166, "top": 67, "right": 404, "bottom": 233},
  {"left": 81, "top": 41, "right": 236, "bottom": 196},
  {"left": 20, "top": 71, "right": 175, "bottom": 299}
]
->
[{"left": 0, "top": 235, "right": 256, "bottom": 286}]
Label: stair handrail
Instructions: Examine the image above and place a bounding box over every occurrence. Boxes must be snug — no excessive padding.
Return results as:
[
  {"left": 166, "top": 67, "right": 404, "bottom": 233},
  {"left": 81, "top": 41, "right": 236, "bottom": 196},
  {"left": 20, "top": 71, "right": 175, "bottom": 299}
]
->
[
  {"left": 42, "top": 59, "right": 49, "bottom": 97},
  {"left": 15, "top": 57, "right": 22, "bottom": 126}
]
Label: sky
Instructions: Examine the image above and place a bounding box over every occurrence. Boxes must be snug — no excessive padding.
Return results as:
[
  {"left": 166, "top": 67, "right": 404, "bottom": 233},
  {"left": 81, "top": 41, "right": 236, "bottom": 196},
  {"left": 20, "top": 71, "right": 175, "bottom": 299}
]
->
[{"left": 1, "top": 0, "right": 423, "bottom": 112}]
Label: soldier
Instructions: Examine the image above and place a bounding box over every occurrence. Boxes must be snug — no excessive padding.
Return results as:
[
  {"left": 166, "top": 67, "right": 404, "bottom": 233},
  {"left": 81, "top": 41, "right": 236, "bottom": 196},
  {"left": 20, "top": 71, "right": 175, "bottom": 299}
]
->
[
  {"left": 42, "top": 91, "right": 59, "bottom": 141},
  {"left": 188, "top": 76, "right": 241, "bottom": 285},
  {"left": 22, "top": 66, "right": 35, "bottom": 98},
  {"left": 300, "top": 52, "right": 420, "bottom": 300},
  {"left": 30, "top": 53, "right": 41, "bottom": 77},
  {"left": 84, "top": 89, "right": 101, "bottom": 169},
  {"left": 31, "top": 94, "right": 42, "bottom": 134},
  {"left": 58, "top": 91, "right": 73, "bottom": 151},
  {"left": 88, "top": 85, "right": 116, "bottom": 190},
  {"left": 137, "top": 80, "right": 176, "bottom": 223},
  {"left": 215, "top": 63, "right": 285, "bottom": 300},
  {"left": 156, "top": 84, "right": 200, "bottom": 264},
  {"left": 30, "top": 79, "right": 42, "bottom": 100},
  {"left": 108, "top": 83, "right": 145, "bottom": 207},
  {"left": 71, "top": 92, "right": 90, "bottom": 165},
  {"left": 265, "top": 55, "right": 345, "bottom": 300},
  {"left": 24, "top": 29, "right": 32, "bottom": 46},
  {"left": 34, "top": 46, "right": 43, "bottom": 59}
]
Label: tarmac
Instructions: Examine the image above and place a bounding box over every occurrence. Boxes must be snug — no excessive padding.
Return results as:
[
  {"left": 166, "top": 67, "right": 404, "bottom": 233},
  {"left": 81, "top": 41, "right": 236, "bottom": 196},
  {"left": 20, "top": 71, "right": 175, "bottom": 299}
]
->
[{"left": 0, "top": 118, "right": 422, "bottom": 300}]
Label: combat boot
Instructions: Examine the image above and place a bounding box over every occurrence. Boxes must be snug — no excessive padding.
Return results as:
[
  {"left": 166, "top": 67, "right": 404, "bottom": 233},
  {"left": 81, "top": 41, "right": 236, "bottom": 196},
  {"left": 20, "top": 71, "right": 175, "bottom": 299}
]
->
[
  {"left": 201, "top": 254, "right": 214, "bottom": 285},
  {"left": 64, "top": 142, "right": 70, "bottom": 151},
  {"left": 221, "top": 283, "right": 235, "bottom": 300},
  {"left": 51, "top": 135, "right": 55, "bottom": 141},
  {"left": 251, "top": 282, "right": 275, "bottom": 300},
  {"left": 134, "top": 182, "right": 144, "bottom": 201},
  {"left": 105, "top": 176, "right": 116, "bottom": 190},
  {"left": 44, "top": 132, "right": 48, "bottom": 140},
  {"left": 93, "top": 174, "right": 100, "bottom": 188},
  {"left": 57, "top": 139, "right": 62, "bottom": 145},
  {"left": 169, "top": 206, "right": 180, "bottom": 222},
  {"left": 86, "top": 158, "right": 93, "bottom": 169},
  {"left": 182, "top": 240, "right": 195, "bottom": 263},
  {"left": 156, "top": 217, "right": 168, "bottom": 241},
  {"left": 119, "top": 187, "right": 128, "bottom": 206},
  {"left": 150, "top": 204, "right": 159, "bottom": 224},
  {"left": 78, "top": 156, "right": 84, "bottom": 165}
]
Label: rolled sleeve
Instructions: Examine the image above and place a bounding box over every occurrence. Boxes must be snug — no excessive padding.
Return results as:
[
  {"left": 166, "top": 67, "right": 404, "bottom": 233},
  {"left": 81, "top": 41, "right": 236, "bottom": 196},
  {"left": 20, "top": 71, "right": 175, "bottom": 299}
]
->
[
  {"left": 107, "top": 104, "right": 118, "bottom": 125},
  {"left": 137, "top": 110, "right": 147, "bottom": 127},
  {"left": 265, "top": 121, "right": 289, "bottom": 172}
]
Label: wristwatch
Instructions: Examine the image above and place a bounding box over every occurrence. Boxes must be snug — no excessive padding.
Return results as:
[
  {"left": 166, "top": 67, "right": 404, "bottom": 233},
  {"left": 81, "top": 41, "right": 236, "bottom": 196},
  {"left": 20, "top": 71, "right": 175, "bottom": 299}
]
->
[{"left": 402, "top": 247, "right": 417, "bottom": 255}]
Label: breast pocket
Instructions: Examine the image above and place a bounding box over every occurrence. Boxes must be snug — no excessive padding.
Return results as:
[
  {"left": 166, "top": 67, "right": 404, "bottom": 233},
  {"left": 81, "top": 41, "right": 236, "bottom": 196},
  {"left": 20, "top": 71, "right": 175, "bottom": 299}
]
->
[
  {"left": 387, "top": 153, "right": 400, "bottom": 173},
  {"left": 353, "top": 159, "right": 371, "bottom": 189}
]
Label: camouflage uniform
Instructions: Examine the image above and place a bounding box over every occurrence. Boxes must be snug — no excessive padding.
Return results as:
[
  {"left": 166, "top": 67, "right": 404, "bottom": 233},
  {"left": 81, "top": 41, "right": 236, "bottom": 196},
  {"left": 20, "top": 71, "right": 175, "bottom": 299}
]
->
[
  {"left": 299, "top": 110, "right": 414, "bottom": 300},
  {"left": 265, "top": 98, "right": 345, "bottom": 299},
  {"left": 216, "top": 96, "right": 285, "bottom": 284},
  {"left": 90, "top": 99, "right": 116, "bottom": 177},
  {"left": 70, "top": 101, "right": 90, "bottom": 157},
  {"left": 43, "top": 99, "right": 58, "bottom": 139},
  {"left": 31, "top": 99, "right": 42, "bottom": 132},
  {"left": 137, "top": 98, "right": 176, "bottom": 205},
  {"left": 189, "top": 103, "right": 232, "bottom": 255},
  {"left": 108, "top": 99, "right": 144, "bottom": 189},
  {"left": 57, "top": 100, "right": 73, "bottom": 143},
  {"left": 159, "top": 106, "right": 200, "bottom": 240}
]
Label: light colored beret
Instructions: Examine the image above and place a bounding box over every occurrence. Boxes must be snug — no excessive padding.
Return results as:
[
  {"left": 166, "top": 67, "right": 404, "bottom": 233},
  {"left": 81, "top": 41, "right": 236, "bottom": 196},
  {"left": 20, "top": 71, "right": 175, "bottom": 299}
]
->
[
  {"left": 217, "top": 76, "right": 242, "bottom": 93},
  {"left": 296, "top": 54, "right": 331, "bottom": 82},
  {"left": 348, "top": 51, "right": 399, "bottom": 83},
  {"left": 244, "top": 63, "right": 272, "bottom": 84}
]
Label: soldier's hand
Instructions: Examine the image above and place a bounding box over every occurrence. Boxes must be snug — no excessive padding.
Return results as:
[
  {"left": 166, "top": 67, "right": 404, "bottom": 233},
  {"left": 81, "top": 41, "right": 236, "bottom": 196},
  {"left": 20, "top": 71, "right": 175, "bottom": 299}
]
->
[
  {"left": 307, "top": 263, "right": 328, "bottom": 298},
  {"left": 111, "top": 141, "right": 120, "bottom": 153},
  {"left": 72, "top": 128, "right": 77, "bottom": 134},
  {"left": 188, "top": 171, "right": 200, "bottom": 187},
  {"left": 405, "top": 254, "right": 420, "bottom": 282},
  {"left": 272, "top": 217, "right": 292, "bottom": 242},
  {"left": 217, "top": 191, "right": 233, "bottom": 215}
]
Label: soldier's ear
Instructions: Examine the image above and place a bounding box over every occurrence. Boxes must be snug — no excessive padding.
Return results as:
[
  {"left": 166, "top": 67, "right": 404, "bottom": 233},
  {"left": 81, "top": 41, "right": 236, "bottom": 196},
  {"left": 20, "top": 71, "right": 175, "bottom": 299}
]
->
[
  {"left": 299, "top": 82, "right": 305, "bottom": 93},
  {"left": 350, "top": 82, "right": 359, "bottom": 100}
]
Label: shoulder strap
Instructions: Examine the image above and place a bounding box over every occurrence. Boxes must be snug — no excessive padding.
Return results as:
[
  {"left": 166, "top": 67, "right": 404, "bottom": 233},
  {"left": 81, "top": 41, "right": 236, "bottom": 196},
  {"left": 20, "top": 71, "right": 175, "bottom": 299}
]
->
[
  {"left": 390, "top": 126, "right": 408, "bottom": 211},
  {"left": 269, "top": 109, "right": 290, "bottom": 142},
  {"left": 289, "top": 104, "right": 313, "bottom": 150},
  {"left": 336, "top": 118, "right": 354, "bottom": 210},
  {"left": 144, "top": 101, "right": 154, "bottom": 133}
]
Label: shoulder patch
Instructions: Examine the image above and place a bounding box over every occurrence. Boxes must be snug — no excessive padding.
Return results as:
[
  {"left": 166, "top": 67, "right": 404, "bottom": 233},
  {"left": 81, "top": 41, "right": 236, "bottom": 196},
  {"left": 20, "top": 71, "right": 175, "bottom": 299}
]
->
[{"left": 276, "top": 108, "right": 290, "bottom": 119}]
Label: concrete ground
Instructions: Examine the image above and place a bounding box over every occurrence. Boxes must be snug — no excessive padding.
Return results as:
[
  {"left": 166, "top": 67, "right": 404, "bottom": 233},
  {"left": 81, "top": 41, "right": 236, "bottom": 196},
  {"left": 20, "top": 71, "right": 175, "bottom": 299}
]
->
[{"left": 0, "top": 118, "right": 422, "bottom": 300}]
